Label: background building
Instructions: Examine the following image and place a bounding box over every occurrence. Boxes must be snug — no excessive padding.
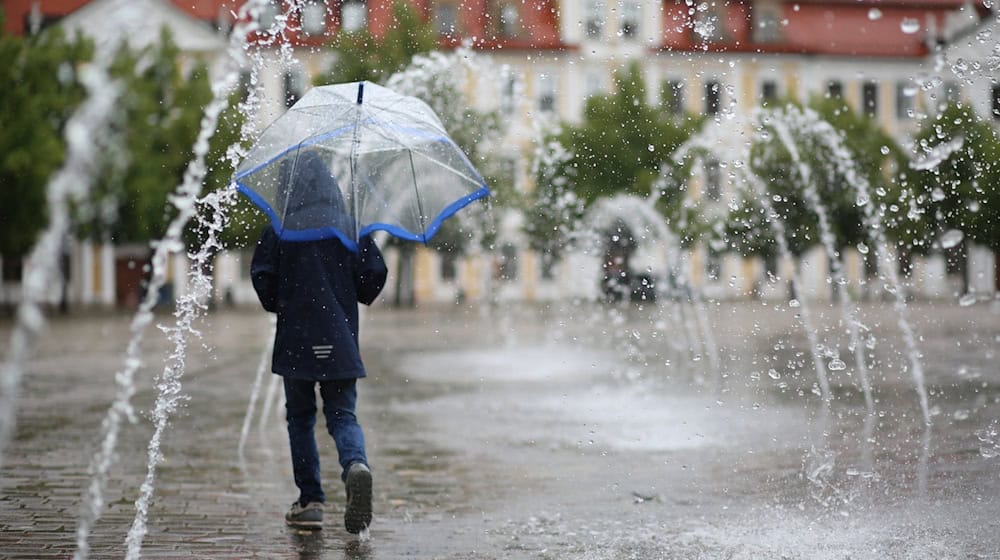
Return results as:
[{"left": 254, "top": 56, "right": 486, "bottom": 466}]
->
[{"left": 4, "top": 0, "right": 996, "bottom": 307}]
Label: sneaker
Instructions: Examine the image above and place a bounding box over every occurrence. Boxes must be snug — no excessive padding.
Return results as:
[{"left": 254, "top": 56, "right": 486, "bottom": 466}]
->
[
  {"left": 344, "top": 463, "right": 373, "bottom": 534},
  {"left": 285, "top": 501, "right": 323, "bottom": 529}
]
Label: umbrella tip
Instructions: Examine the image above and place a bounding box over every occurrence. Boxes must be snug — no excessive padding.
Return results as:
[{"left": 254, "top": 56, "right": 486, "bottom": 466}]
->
[{"left": 357, "top": 82, "right": 364, "bottom": 105}]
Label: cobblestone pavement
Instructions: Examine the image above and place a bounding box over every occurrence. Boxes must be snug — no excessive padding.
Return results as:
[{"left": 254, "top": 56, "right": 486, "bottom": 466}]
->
[{"left": 1, "top": 300, "right": 999, "bottom": 559}]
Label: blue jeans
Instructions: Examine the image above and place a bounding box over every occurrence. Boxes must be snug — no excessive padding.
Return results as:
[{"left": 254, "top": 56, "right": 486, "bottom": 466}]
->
[{"left": 283, "top": 377, "right": 367, "bottom": 505}]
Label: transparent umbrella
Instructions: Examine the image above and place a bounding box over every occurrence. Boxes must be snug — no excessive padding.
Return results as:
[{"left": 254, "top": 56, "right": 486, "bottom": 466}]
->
[{"left": 234, "top": 81, "right": 490, "bottom": 251}]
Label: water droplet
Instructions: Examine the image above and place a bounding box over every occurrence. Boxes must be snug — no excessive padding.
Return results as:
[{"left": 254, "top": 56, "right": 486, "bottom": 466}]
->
[
  {"left": 768, "top": 368, "right": 781, "bottom": 380},
  {"left": 867, "top": 8, "right": 882, "bottom": 20},
  {"left": 857, "top": 243, "right": 869, "bottom": 255},
  {"left": 788, "top": 299, "right": 801, "bottom": 308},
  {"left": 931, "top": 187, "right": 946, "bottom": 201},
  {"left": 828, "top": 358, "right": 847, "bottom": 371},
  {"left": 940, "top": 229, "right": 964, "bottom": 249},
  {"left": 647, "top": 144, "right": 655, "bottom": 152},
  {"left": 880, "top": 145, "right": 890, "bottom": 155},
  {"left": 959, "top": 293, "right": 977, "bottom": 307},
  {"left": 900, "top": 18, "right": 920, "bottom": 34}
]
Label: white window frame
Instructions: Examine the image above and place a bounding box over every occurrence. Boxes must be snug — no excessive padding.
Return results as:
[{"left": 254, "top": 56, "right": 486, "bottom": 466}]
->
[
  {"left": 585, "top": 0, "right": 605, "bottom": 39},
  {"left": 538, "top": 72, "right": 556, "bottom": 113},
  {"left": 341, "top": 1, "right": 366, "bottom": 32},
  {"left": 620, "top": 0, "right": 640, "bottom": 39},
  {"left": 301, "top": 1, "right": 327, "bottom": 36}
]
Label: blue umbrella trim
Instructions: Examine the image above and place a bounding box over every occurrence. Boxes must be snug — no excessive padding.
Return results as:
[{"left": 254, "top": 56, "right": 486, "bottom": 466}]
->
[
  {"left": 236, "top": 181, "right": 490, "bottom": 253},
  {"left": 358, "top": 185, "right": 491, "bottom": 242}
]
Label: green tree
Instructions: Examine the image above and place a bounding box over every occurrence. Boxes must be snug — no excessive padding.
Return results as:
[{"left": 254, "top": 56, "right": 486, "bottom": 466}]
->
[
  {"left": 193, "top": 88, "right": 263, "bottom": 252},
  {"left": 904, "top": 102, "right": 1000, "bottom": 289},
  {"left": 86, "top": 31, "right": 213, "bottom": 245},
  {"left": 730, "top": 100, "right": 901, "bottom": 260},
  {"left": 314, "top": 0, "right": 437, "bottom": 85},
  {"left": 907, "top": 102, "right": 1000, "bottom": 250},
  {"left": 524, "top": 128, "right": 584, "bottom": 263},
  {"left": 561, "top": 62, "right": 697, "bottom": 209},
  {"left": 0, "top": 17, "right": 92, "bottom": 260}
]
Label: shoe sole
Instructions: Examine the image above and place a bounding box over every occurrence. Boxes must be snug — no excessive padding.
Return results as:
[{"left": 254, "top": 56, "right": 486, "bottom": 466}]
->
[
  {"left": 285, "top": 519, "right": 323, "bottom": 530},
  {"left": 345, "top": 468, "right": 373, "bottom": 534}
]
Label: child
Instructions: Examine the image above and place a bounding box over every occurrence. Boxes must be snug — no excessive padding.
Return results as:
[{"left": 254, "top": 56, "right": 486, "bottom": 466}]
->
[{"left": 251, "top": 150, "right": 387, "bottom": 533}]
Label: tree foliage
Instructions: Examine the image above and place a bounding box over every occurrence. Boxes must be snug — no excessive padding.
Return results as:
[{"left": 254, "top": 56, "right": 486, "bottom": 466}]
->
[
  {"left": 729, "top": 100, "right": 901, "bottom": 258},
  {"left": 314, "top": 0, "right": 437, "bottom": 86},
  {"left": 524, "top": 129, "right": 584, "bottom": 259},
  {"left": 560, "top": 62, "right": 698, "bottom": 208},
  {"left": 904, "top": 102, "right": 1000, "bottom": 253},
  {"left": 0, "top": 18, "right": 92, "bottom": 258},
  {"left": 107, "top": 32, "right": 214, "bottom": 244}
]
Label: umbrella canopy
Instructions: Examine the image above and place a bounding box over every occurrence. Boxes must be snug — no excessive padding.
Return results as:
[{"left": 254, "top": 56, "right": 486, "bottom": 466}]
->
[{"left": 235, "top": 81, "right": 490, "bottom": 252}]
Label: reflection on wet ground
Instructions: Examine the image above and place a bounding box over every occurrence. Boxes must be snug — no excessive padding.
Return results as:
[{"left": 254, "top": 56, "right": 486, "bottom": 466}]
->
[{"left": 0, "top": 300, "right": 998, "bottom": 558}]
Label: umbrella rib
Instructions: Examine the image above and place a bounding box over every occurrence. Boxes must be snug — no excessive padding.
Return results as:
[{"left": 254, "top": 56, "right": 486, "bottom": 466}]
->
[
  {"left": 408, "top": 149, "right": 427, "bottom": 240},
  {"left": 410, "top": 150, "right": 483, "bottom": 186}
]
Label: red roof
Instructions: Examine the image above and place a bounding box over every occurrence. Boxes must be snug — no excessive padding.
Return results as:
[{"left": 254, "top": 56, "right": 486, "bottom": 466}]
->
[{"left": 4, "top": 0, "right": 985, "bottom": 57}]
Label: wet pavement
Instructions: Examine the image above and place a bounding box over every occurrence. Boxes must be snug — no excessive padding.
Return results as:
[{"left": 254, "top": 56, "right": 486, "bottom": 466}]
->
[{"left": 1, "top": 298, "right": 999, "bottom": 559}]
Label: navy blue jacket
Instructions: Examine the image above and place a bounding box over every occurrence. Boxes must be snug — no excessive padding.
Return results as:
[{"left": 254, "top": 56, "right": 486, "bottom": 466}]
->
[{"left": 250, "top": 152, "right": 387, "bottom": 380}]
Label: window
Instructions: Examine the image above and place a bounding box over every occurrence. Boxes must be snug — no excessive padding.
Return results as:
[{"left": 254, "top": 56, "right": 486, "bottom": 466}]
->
[
  {"left": 341, "top": 0, "right": 366, "bottom": 32},
  {"left": 237, "top": 70, "right": 253, "bottom": 103},
  {"left": 239, "top": 250, "right": 253, "bottom": 280},
  {"left": 706, "top": 248, "right": 722, "bottom": 281},
  {"left": 499, "top": 157, "right": 518, "bottom": 189},
  {"left": 760, "top": 80, "right": 778, "bottom": 107},
  {"left": 498, "top": 244, "right": 518, "bottom": 281},
  {"left": 500, "top": 71, "right": 518, "bottom": 114},
  {"left": 1, "top": 255, "right": 23, "bottom": 282},
  {"left": 435, "top": 2, "right": 458, "bottom": 36},
  {"left": 826, "top": 80, "right": 843, "bottom": 99},
  {"left": 499, "top": 3, "right": 519, "bottom": 38},
  {"left": 662, "top": 80, "right": 684, "bottom": 115},
  {"left": 753, "top": 8, "right": 783, "bottom": 43},
  {"left": 694, "top": 2, "right": 726, "bottom": 43},
  {"left": 258, "top": 1, "right": 280, "bottom": 30},
  {"left": 585, "top": 72, "right": 603, "bottom": 99},
  {"left": 943, "top": 81, "right": 960, "bottom": 104},
  {"left": 540, "top": 252, "right": 557, "bottom": 280},
  {"left": 585, "top": 0, "right": 605, "bottom": 38},
  {"left": 896, "top": 81, "right": 914, "bottom": 119},
  {"left": 284, "top": 71, "right": 304, "bottom": 108},
  {"left": 538, "top": 72, "right": 556, "bottom": 113},
  {"left": 440, "top": 251, "right": 457, "bottom": 281},
  {"left": 704, "top": 80, "right": 721, "bottom": 115},
  {"left": 704, "top": 159, "right": 722, "bottom": 201},
  {"left": 301, "top": 1, "right": 327, "bottom": 36},
  {"left": 992, "top": 84, "right": 1000, "bottom": 120},
  {"left": 862, "top": 81, "right": 878, "bottom": 117},
  {"left": 620, "top": 0, "right": 640, "bottom": 38}
]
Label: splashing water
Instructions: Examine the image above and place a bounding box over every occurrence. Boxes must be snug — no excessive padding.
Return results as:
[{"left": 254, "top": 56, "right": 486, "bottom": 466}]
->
[
  {"left": 800, "top": 106, "right": 932, "bottom": 424},
  {"left": 0, "top": 9, "right": 124, "bottom": 470},
  {"left": 122, "top": 0, "right": 313, "bottom": 554},
  {"left": 911, "top": 136, "right": 964, "bottom": 171},
  {"left": 746, "top": 170, "right": 833, "bottom": 404},
  {"left": 238, "top": 316, "right": 277, "bottom": 462},
  {"left": 768, "top": 112, "right": 874, "bottom": 413},
  {"left": 675, "top": 119, "right": 833, "bottom": 404},
  {"left": 72, "top": 1, "right": 306, "bottom": 558}
]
